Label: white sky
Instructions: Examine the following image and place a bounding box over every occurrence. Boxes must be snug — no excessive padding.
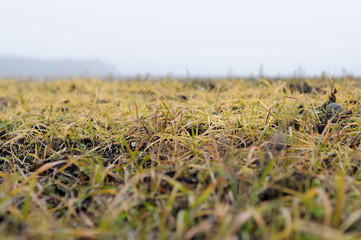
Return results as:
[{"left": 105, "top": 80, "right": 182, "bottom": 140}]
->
[{"left": 1, "top": 0, "right": 360, "bottom": 76}]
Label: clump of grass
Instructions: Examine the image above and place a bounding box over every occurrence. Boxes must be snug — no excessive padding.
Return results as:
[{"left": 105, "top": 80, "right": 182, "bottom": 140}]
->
[{"left": 0, "top": 77, "right": 361, "bottom": 239}]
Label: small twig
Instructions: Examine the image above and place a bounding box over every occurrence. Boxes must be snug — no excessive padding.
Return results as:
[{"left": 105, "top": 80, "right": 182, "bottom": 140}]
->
[
  {"left": 139, "top": 119, "right": 152, "bottom": 137},
  {"left": 265, "top": 107, "right": 273, "bottom": 125}
]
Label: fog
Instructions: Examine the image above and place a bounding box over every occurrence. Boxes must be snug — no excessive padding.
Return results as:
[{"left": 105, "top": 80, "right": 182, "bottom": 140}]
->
[{"left": 1, "top": 0, "right": 360, "bottom": 77}]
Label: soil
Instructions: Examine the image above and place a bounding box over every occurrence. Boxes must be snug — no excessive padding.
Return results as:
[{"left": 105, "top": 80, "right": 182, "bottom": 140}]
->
[{"left": 258, "top": 171, "right": 316, "bottom": 201}]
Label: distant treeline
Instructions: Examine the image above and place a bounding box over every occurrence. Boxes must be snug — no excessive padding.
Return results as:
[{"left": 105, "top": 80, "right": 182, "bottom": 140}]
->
[{"left": 0, "top": 56, "right": 117, "bottom": 78}]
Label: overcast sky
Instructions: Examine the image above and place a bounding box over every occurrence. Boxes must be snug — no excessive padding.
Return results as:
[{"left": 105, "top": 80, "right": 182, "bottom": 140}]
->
[{"left": 1, "top": 0, "right": 360, "bottom": 76}]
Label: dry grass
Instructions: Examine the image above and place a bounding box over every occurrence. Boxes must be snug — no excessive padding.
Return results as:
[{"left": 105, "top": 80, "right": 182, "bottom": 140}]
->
[{"left": 1, "top": 77, "right": 361, "bottom": 239}]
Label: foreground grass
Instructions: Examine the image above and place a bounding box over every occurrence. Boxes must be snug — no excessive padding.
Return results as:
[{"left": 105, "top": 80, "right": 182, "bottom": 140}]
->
[{"left": 1, "top": 77, "right": 361, "bottom": 239}]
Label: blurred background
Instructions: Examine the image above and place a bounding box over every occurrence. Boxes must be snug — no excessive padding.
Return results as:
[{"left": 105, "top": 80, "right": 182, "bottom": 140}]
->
[{"left": 1, "top": 0, "right": 360, "bottom": 78}]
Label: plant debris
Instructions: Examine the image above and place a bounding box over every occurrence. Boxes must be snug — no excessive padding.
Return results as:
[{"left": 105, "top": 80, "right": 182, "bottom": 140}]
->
[{"left": 0, "top": 78, "right": 361, "bottom": 239}]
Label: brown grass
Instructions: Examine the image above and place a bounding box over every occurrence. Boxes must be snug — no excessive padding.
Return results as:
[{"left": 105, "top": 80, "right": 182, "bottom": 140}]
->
[{"left": 0, "top": 76, "right": 361, "bottom": 239}]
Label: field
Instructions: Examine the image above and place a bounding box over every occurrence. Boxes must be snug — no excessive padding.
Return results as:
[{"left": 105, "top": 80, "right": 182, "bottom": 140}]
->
[{"left": 1, "top": 77, "right": 361, "bottom": 239}]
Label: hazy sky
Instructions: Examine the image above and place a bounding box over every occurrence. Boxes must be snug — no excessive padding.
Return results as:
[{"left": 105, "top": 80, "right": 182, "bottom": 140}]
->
[{"left": 1, "top": 0, "right": 361, "bottom": 76}]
